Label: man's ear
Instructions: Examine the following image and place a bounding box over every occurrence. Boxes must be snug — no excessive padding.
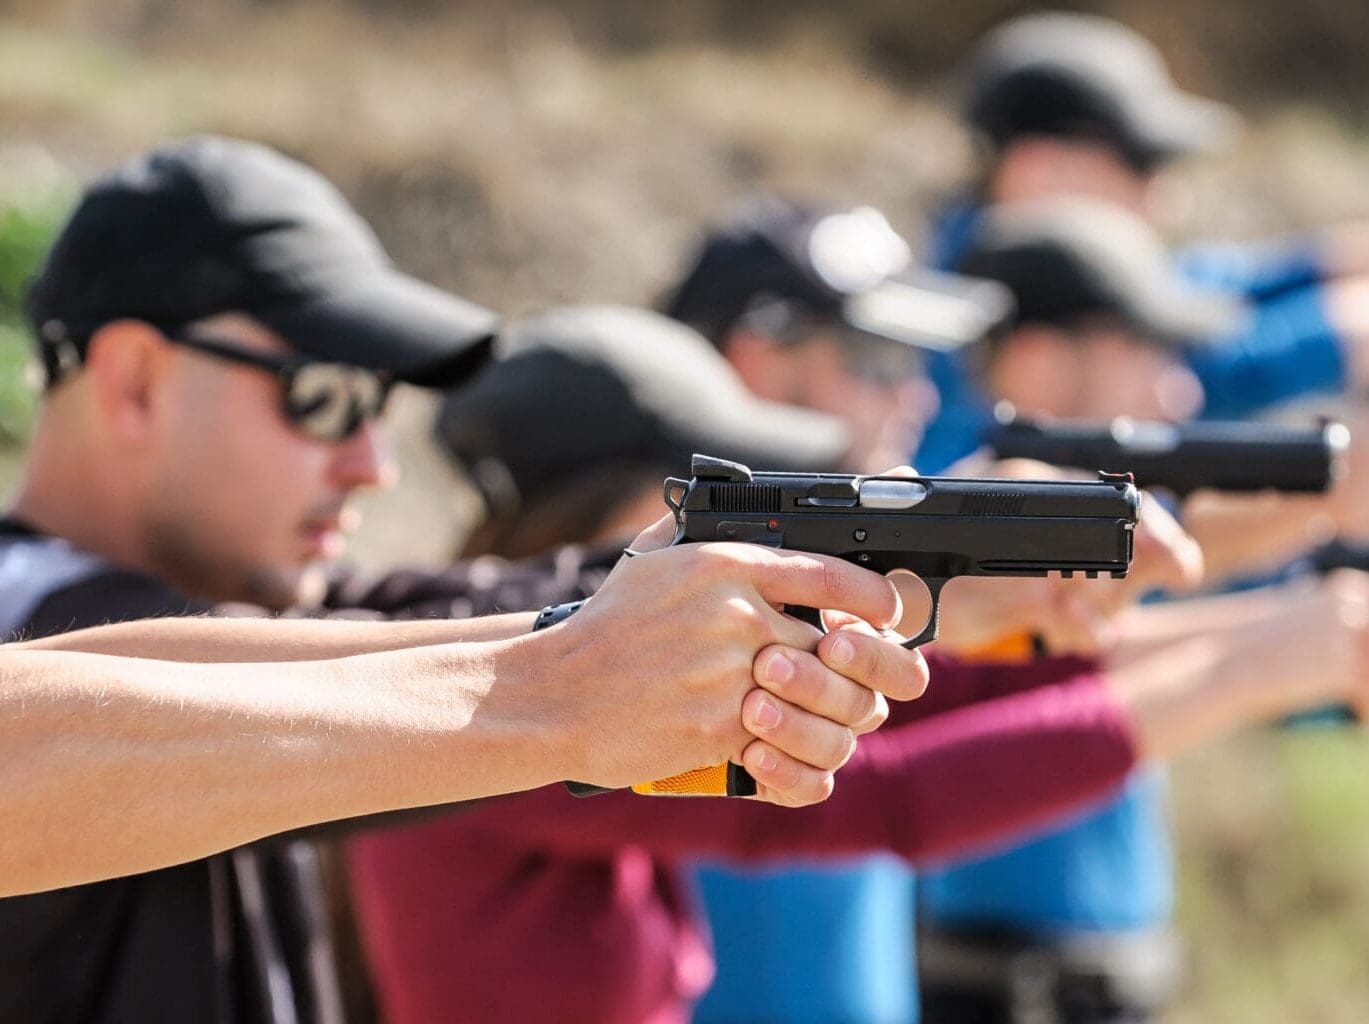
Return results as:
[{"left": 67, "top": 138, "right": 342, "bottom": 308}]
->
[{"left": 83, "top": 320, "right": 172, "bottom": 444}]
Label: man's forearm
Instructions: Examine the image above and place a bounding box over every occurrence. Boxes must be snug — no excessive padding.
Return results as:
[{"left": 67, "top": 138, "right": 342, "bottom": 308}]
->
[
  {"left": 1108, "top": 587, "right": 1294, "bottom": 666},
  {"left": 0, "top": 639, "right": 566, "bottom": 896},
  {"left": 2, "top": 537, "right": 935, "bottom": 894},
  {"left": 1182, "top": 491, "right": 1334, "bottom": 585},
  {"left": 12, "top": 611, "right": 537, "bottom": 662},
  {"left": 1108, "top": 582, "right": 1357, "bottom": 759}
]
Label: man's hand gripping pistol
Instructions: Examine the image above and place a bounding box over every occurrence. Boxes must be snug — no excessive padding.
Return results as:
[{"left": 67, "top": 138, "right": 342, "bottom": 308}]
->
[{"left": 569, "top": 454, "right": 1140, "bottom": 797}]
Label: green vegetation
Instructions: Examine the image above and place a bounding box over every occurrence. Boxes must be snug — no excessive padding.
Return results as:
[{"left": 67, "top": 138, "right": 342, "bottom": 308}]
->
[{"left": 0, "top": 193, "right": 66, "bottom": 447}]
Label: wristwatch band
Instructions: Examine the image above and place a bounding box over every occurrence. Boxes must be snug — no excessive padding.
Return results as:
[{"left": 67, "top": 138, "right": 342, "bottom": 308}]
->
[{"left": 532, "top": 599, "right": 587, "bottom": 632}]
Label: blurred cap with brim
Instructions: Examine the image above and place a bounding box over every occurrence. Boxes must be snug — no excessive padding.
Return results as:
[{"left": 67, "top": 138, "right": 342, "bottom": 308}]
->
[
  {"left": 961, "top": 12, "right": 1240, "bottom": 171},
  {"left": 958, "top": 198, "right": 1245, "bottom": 346},
  {"left": 27, "top": 135, "right": 498, "bottom": 389},
  {"left": 664, "top": 196, "right": 1012, "bottom": 353},
  {"left": 436, "top": 305, "right": 853, "bottom": 515}
]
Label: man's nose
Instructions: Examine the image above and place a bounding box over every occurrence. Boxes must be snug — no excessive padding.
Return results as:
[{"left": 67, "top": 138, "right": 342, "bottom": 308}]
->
[{"left": 331, "top": 419, "right": 398, "bottom": 491}]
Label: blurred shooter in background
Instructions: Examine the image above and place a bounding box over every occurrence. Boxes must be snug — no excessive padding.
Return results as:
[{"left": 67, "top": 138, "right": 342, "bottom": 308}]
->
[
  {"left": 919, "top": 196, "right": 1369, "bottom": 1024},
  {"left": 914, "top": 17, "right": 1369, "bottom": 1023},
  {"left": 921, "top": 10, "right": 1369, "bottom": 473}
]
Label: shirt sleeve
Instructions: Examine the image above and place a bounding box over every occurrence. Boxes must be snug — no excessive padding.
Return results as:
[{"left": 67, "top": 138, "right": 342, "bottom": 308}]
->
[
  {"left": 425, "top": 670, "right": 1136, "bottom": 869},
  {"left": 1190, "top": 284, "right": 1346, "bottom": 419},
  {"left": 1176, "top": 239, "right": 1327, "bottom": 301},
  {"left": 888, "top": 651, "right": 1098, "bottom": 724},
  {"left": 321, "top": 547, "right": 615, "bottom": 620}
]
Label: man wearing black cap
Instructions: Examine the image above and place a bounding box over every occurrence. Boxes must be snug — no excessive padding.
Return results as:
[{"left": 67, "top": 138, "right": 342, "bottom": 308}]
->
[
  {"left": 0, "top": 137, "right": 931, "bottom": 1023},
  {"left": 666, "top": 197, "right": 1011, "bottom": 474},
  {"left": 442, "top": 302, "right": 856, "bottom": 559}
]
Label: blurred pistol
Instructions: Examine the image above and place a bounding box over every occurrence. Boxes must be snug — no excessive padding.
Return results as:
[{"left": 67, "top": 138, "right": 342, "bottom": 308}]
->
[
  {"left": 987, "top": 406, "right": 1347, "bottom": 497},
  {"left": 1310, "top": 539, "right": 1369, "bottom": 575},
  {"left": 571, "top": 453, "right": 1140, "bottom": 798}
]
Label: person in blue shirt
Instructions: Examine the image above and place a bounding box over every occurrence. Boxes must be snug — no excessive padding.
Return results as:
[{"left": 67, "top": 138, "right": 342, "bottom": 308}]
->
[
  {"left": 920, "top": 12, "right": 1369, "bottom": 473},
  {"left": 918, "top": 14, "right": 1369, "bottom": 1024}
]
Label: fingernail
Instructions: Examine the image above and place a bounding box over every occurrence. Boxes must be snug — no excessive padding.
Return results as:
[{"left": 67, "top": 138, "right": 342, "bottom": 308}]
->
[
  {"left": 828, "top": 634, "right": 855, "bottom": 666},
  {"left": 750, "top": 697, "right": 782, "bottom": 730},
  {"left": 763, "top": 651, "right": 795, "bottom": 684},
  {"left": 754, "top": 748, "right": 779, "bottom": 773}
]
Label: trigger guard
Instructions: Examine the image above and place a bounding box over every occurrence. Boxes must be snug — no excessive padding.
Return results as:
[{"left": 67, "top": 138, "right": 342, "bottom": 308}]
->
[{"left": 899, "top": 578, "right": 947, "bottom": 649}]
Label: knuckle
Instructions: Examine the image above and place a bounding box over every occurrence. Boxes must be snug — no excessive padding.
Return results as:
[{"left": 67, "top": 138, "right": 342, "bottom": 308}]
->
[
  {"left": 862, "top": 693, "right": 890, "bottom": 732},
  {"left": 804, "top": 772, "right": 836, "bottom": 805},
  {"left": 778, "top": 651, "right": 821, "bottom": 701},
  {"left": 827, "top": 726, "right": 857, "bottom": 770},
  {"left": 886, "top": 649, "right": 928, "bottom": 701},
  {"left": 728, "top": 597, "right": 772, "bottom": 643},
  {"left": 850, "top": 685, "right": 880, "bottom": 727},
  {"left": 821, "top": 557, "right": 853, "bottom": 608},
  {"left": 696, "top": 543, "right": 762, "bottom": 586},
  {"left": 691, "top": 544, "right": 733, "bottom": 581},
  {"left": 770, "top": 756, "right": 805, "bottom": 795},
  {"left": 704, "top": 684, "right": 749, "bottom": 748}
]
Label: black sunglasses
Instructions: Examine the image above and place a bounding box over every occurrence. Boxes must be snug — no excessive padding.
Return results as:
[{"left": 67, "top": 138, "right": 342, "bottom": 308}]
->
[{"left": 165, "top": 332, "right": 394, "bottom": 442}]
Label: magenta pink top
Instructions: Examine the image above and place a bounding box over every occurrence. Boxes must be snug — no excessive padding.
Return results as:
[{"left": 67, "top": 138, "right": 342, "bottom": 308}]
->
[{"left": 347, "top": 653, "right": 1136, "bottom": 1024}]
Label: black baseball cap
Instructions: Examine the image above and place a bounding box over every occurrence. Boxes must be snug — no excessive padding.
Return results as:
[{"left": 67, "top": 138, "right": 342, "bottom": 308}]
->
[
  {"left": 27, "top": 135, "right": 498, "bottom": 388},
  {"left": 436, "top": 305, "right": 853, "bottom": 515},
  {"left": 958, "top": 199, "right": 1242, "bottom": 346},
  {"left": 664, "top": 197, "right": 1011, "bottom": 354},
  {"left": 961, "top": 13, "right": 1238, "bottom": 172}
]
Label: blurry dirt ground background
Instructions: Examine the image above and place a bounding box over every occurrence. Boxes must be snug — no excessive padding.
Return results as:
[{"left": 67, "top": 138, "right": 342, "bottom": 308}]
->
[{"left": 3, "top": 3, "right": 1369, "bottom": 1020}]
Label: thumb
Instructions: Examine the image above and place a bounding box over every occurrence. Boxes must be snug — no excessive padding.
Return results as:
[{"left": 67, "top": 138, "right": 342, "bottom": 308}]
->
[{"left": 627, "top": 512, "right": 679, "bottom": 554}]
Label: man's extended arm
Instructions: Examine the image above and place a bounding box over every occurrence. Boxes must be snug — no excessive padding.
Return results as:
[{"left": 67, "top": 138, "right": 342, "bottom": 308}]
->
[
  {"left": 1, "top": 641, "right": 564, "bottom": 896},
  {"left": 1, "top": 537, "right": 930, "bottom": 895},
  {"left": 14, "top": 610, "right": 535, "bottom": 661}
]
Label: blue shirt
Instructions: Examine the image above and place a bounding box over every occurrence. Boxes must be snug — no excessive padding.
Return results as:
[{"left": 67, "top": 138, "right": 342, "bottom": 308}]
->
[
  {"left": 692, "top": 856, "right": 917, "bottom": 1024},
  {"left": 920, "top": 201, "right": 1346, "bottom": 936}
]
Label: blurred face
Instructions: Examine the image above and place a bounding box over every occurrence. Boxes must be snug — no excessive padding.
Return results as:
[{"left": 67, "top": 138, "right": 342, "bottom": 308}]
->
[
  {"left": 773, "top": 331, "right": 938, "bottom": 473},
  {"left": 988, "top": 320, "right": 1204, "bottom": 422},
  {"left": 990, "top": 137, "right": 1154, "bottom": 218},
  {"left": 142, "top": 314, "right": 396, "bottom": 609}
]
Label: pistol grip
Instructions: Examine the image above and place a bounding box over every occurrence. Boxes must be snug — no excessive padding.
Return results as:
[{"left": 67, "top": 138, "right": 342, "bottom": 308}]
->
[
  {"left": 632, "top": 762, "right": 757, "bottom": 797},
  {"left": 565, "top": 763, "right": 756, "bottom": 799},
  {"left": 963, "top": 631, "right": 1039, "bottom": 662}
]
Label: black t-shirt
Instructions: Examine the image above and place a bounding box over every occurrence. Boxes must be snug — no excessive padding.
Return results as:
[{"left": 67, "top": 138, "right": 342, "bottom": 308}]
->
[
  {"left": 0, "top": 519, "right": 339, "bottom": 1024},
  {"left": 0, "top": 519, "right": 619, "bottom": 1024}
]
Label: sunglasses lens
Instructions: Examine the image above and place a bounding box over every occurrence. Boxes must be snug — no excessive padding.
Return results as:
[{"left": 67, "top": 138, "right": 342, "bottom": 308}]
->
[{"left": 286, "top": 363, "right": 390, "bottom": 441}]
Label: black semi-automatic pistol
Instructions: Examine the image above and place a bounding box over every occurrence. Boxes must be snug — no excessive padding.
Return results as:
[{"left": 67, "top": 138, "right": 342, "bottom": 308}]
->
[
  {"left": 987, "top": 405, "right": 1347, "bottom": 497},
  {"left": 583, "top": 453, "right": 1141, "bottom": 797}
]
